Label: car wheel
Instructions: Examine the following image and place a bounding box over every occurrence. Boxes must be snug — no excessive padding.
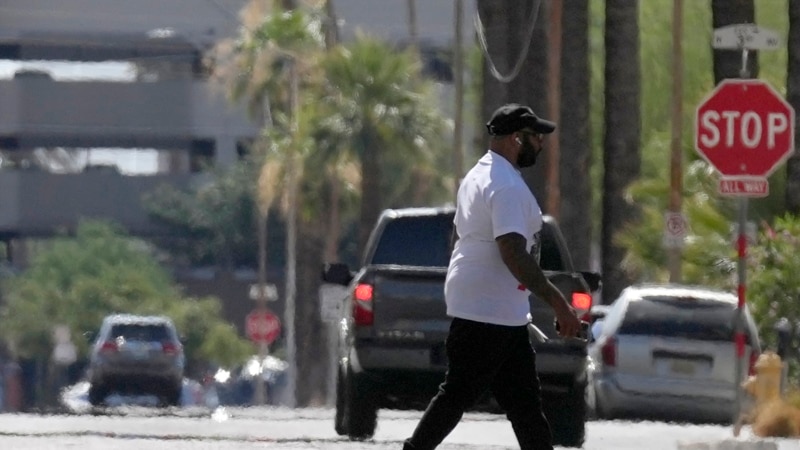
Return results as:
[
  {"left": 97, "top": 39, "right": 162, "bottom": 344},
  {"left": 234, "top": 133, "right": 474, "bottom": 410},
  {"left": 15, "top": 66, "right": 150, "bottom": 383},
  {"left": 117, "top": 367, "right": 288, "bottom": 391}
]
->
[
  {"left": 544, "top": 380, "right": 586, "bottom": 448},
  {"left": 594, "top": 389, "right": 611, "bottom": 420},
  {"left": 339, "top": 363, "right": 377, "bottom": 441},
  {"left": 585, "top": 376, "right": 598, "bottom": 420},
  {"left": 161, "top": 383, "right": 182, "bottom": 407},
  {"left": 88, "top": 383, "right": 108, "bottom": 406}
]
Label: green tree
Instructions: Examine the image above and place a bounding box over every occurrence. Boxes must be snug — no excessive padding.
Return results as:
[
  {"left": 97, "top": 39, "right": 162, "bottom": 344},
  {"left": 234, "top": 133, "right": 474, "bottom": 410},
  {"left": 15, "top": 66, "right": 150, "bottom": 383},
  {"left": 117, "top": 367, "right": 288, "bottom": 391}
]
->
[
  {"left": 319, "top": 35, "right": 451, "bottom": 255},
  {"left": 617, "top": 161, "right": 736, "bottom": 286},
  {"left": 0, "top": 220, "right": 253, "bottom": 377},
  {"left": 142, "top": 162, "right": 261, "bottom": 268},
  {"left": 748, "top": 214, "right": 800, "bottom": 382},
  {"left": 601, "top": 0, "right": 642, "bottom": 303},
  {"left": 788, "top": 0, "right": 800, "bottom": 213},
  {"left": 600, "top": 0, "right": 791, "bottom": 290},
  {"left": 559, "top": 0, "right": 593, "bottom": 269}
]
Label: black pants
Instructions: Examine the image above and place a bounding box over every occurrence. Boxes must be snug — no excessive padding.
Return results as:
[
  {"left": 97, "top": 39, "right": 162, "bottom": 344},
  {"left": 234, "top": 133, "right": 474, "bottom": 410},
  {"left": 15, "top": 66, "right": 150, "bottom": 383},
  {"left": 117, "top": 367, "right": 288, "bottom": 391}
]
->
[{"left": 403, "top": 317, "right": 553, "bottom": 450}]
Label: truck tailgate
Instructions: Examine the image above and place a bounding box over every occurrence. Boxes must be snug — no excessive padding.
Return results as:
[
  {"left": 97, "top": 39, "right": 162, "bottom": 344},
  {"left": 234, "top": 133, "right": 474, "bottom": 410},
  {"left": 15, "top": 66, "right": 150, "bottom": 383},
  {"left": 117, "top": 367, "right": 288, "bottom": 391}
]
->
[{"left": 369, "top": 265, "right": 450, "bottom": 343}]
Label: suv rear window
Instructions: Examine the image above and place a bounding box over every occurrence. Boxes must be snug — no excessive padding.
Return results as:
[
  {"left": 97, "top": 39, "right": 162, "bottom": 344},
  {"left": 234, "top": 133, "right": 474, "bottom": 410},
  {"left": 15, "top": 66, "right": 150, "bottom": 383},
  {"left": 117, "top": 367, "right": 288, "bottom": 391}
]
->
[
  {"left": 371, "top": 214, "right": 453, "bottom": 267},
  {"left": 618, "top": 296, "right": 739, "bottom": 342},
  {"left": 110, "top": 324, "right": 172, "bottom": 341}
]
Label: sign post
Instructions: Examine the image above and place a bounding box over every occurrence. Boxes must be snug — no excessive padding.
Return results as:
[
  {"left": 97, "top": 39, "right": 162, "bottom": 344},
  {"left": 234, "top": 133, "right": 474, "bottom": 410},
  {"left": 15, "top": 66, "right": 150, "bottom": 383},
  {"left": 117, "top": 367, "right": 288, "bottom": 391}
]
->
[{"left": 699, "top": 25, "right": 795, "bottom": 432}]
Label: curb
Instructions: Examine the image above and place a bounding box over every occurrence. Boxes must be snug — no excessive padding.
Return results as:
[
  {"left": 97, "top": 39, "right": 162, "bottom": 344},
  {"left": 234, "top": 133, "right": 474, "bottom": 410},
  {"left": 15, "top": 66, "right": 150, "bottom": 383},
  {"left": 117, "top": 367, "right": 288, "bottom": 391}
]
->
[{"left": 677, "top": 440, "right": 778, "bottom": 450}]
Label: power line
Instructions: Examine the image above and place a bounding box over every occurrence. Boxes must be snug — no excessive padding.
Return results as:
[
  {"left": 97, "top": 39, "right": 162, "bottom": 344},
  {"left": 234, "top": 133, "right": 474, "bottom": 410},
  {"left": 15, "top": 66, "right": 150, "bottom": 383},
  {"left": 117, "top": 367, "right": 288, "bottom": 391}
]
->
[{"left": 474, "top": 0, "right": 540, "bottom": 83}]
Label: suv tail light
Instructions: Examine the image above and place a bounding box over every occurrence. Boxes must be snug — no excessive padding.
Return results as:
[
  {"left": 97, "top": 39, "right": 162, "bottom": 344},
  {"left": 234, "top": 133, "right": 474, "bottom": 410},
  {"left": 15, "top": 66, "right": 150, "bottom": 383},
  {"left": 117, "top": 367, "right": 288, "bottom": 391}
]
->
[
  {"left": 600, "top": 336, "right": 616, "bottom": 367},
  {"left": 353, "top": 283, "right": 374, "bottom": 326},
  {"left": 162, "top": 342, "right": 181, "bottom": 355},
  {"left": 99, "top": 341, "right": 118, "bottom": 353}
]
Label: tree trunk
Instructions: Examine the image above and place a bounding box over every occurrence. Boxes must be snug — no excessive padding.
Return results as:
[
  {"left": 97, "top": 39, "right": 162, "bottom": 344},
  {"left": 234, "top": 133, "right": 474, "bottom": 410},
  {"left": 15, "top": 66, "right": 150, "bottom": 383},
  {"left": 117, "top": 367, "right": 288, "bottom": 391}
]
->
[
  {"left": 294, "top": 216, "right": 329, "bottom": 406},
  {"left": 477, "top": 0, "right": 549, "bottom": 201},
  {"left": 787, "top": 0, "right": 800, "bottom": 213},
  {"left": 602, "top": 0, "right": 641, "bottom": 303},
  {"left": 358, "top": 128, "right": 381, "bottom": 257},
  {"left": 558, "top": 0, "right": 592, "bottom": 270},
  {"left": 711, "top": 0, "right": 758, "bottom": 83}
]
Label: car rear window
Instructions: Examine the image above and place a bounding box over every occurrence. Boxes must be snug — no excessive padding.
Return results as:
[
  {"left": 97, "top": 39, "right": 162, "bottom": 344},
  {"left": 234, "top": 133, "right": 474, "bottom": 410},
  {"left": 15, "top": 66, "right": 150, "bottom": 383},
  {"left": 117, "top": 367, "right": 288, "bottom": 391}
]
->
[
  {"left": 110, "top": 324, "right": 172, "bottom": 341},
  {"left": 618, "top": 296, "right": 739, "bottom": 342},
  {"left": 371, "top": 214, "right": 453, "bottom": 267}
]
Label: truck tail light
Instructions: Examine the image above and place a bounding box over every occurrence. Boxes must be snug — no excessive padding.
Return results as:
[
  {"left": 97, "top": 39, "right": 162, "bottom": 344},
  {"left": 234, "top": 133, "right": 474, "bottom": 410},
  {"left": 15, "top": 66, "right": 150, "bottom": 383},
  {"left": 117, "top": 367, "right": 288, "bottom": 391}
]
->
[
  {"left": 571, "top": 292, "right": 592, "bottom": 321},
  {"left": 601, "top": 336, "right": 616, "bottom": 367},
  {"left": 353, "top": 283, "right": 374, "bottom": 326}
]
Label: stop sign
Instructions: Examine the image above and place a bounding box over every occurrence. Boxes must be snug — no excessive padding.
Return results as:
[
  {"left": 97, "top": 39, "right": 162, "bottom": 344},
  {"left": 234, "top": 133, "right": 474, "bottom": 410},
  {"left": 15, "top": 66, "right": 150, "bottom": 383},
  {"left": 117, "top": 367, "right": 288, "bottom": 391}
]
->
[
  {"left": 695, "top": 78, "right": 795, "bottom": 177},
  {"left": 246, "top": 309, "right": 281, "bottom": 344}
]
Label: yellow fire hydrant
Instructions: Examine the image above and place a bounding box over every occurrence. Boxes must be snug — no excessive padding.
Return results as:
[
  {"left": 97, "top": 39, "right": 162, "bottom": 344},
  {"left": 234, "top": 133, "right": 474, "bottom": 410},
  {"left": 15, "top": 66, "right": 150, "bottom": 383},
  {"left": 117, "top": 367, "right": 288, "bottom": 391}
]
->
[
  {"left": 743, "top": 351, "right": 784, "bottom": 406},
  {"left": 738, "top": 351, "right": 800, "bottom": 438}
]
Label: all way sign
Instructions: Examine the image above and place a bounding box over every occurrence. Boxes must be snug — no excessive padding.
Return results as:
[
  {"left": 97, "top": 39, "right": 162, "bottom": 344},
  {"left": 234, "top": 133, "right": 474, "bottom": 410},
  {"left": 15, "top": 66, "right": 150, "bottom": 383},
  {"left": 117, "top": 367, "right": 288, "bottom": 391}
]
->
[{"left": 718, "top": 178, "right": 769, "bottom": 197}]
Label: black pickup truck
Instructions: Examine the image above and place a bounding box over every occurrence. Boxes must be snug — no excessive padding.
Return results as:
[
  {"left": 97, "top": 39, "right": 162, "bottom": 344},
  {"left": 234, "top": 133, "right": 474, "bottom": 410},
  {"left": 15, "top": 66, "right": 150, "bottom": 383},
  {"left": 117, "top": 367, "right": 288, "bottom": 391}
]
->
[{"left": 322, "top": 206, "right": 601, "bottom": 447}]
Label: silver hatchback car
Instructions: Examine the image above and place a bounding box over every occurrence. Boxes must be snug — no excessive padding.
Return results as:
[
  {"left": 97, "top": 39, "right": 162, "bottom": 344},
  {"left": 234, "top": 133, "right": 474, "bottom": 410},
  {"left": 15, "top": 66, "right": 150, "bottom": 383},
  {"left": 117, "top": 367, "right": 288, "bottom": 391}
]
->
[
  {"left": 588, "top": 284, "right": 761, "bottom": 423},
  {"left": 87, "top": 314, "right": 185, "bottom": 406}
]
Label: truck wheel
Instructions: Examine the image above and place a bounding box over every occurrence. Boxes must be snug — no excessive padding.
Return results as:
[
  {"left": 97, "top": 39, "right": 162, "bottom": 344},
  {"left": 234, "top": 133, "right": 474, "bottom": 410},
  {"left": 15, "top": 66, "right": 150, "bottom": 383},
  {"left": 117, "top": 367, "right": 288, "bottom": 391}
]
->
[
  {"left": 334, "top": 366, "right": 348, "bottom": 435},
  {"left": 338, "top": 364, "right": 377, "bottom": 441},
  {"left": 161, "top": 383, "right": 182, "bottom": 407},
  {"left": 545, "top": 381, "right": 587, "bottom": 448}
]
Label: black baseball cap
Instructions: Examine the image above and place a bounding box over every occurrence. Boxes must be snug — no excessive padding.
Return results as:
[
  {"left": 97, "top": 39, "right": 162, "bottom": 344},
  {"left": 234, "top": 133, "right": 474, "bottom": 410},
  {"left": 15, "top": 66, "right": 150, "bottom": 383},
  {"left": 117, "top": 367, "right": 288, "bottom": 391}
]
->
[{"left": 486, "top": 103, "right": 556, "bottom": 136}]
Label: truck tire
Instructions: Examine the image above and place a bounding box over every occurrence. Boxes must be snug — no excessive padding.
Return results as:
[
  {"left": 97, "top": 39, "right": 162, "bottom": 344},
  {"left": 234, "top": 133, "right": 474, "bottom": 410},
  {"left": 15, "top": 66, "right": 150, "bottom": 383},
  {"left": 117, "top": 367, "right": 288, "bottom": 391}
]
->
[
  {"left": 544, "top": 381, "right": 587, "bottom": 448},
  {"left": 161, "top": 382, "right": 182, "bottom": 407},
  {"left": 334, "top": 365, "right": 348, "bottom": 435},
  {"left": 337, "top": 363, "right": 378, "bottom": 441}
]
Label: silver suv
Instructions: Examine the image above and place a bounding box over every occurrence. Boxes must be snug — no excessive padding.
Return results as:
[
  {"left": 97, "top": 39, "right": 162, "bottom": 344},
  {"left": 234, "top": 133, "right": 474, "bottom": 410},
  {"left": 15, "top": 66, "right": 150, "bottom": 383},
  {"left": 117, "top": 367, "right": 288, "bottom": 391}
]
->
[
  {"left": 87, "top": 314, "right": 185, "bottom": 406},
  {"left": 588, "top": 284, "right": 761, "bottom": 423}
]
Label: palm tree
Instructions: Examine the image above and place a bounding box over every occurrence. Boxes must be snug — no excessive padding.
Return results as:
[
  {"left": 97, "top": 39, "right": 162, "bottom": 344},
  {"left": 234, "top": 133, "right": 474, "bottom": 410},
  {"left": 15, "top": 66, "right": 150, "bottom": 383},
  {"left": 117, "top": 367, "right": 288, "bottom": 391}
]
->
[
  {"left": 320, "top": 36, "right": 449, "bottom": 255},
  {"left": 558, "top": 0, "right": 592, "bottom": 269},
  {"left": 215, "top": 2, "right": 327, "bottom": 406},
  {"left": 602, "top": 0, "right": 641, "bottom": 303},
  {"left": 787, "top": 0, "right": 800, "bottom": 213}
]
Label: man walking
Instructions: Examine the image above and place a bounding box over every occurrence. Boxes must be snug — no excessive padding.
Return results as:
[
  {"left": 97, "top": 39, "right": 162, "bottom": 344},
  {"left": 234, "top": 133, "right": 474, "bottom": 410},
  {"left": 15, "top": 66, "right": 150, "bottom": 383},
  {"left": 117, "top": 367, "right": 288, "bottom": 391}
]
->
[{"left": 403, "top": 104, "right": 581, "bottom": 450}]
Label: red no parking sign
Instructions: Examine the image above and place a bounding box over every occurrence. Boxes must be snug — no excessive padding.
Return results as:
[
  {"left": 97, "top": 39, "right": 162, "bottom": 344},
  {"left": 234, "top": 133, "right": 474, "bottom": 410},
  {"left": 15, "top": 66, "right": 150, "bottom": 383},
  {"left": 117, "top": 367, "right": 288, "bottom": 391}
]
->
[{"left": 246, "top": 309, "right": 281, "bottom": 345}]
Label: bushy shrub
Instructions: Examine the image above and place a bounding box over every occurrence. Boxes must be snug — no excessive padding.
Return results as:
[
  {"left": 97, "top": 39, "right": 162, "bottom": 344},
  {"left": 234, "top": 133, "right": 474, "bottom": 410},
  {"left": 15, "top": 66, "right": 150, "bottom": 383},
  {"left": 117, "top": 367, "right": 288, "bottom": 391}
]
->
[{"left": 748, "top": 214, "right": 800, "bottom": 385}]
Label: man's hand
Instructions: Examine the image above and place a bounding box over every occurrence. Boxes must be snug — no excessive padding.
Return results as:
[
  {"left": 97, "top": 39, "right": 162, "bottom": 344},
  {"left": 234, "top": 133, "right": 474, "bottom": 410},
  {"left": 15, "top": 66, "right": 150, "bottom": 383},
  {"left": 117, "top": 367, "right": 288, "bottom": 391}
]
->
[{"left": 553, "top": 301, "right": 581, "bottom": 338}]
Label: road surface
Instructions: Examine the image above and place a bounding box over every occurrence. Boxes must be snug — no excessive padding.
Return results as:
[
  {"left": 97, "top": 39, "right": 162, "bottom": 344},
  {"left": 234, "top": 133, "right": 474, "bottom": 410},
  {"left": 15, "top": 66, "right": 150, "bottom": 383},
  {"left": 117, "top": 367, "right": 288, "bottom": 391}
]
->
[{"left": 0, "top": 406, "right": 795, "bottom": 449}]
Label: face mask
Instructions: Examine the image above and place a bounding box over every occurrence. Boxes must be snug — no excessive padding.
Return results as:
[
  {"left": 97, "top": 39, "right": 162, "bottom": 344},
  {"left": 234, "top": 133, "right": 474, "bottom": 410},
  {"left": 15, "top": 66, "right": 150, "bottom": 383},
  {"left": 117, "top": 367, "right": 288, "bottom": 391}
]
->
[{"left": 517, "top": 140, "right": 539, "bottom": 168}]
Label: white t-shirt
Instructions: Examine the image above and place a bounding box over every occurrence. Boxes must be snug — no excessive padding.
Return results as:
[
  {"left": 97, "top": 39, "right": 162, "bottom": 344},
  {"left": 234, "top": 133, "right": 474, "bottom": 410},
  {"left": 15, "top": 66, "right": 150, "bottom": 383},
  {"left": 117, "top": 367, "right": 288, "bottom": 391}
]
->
[{"left": 444, "top": 150, "right": 543, "bottom": 326}]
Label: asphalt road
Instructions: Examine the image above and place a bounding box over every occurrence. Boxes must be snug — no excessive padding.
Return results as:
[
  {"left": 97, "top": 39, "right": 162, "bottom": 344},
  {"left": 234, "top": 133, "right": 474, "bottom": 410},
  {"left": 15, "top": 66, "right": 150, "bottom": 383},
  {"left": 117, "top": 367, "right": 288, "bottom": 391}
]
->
[{"left": 0, "top": 406, "right": 795, "bottom": 450}]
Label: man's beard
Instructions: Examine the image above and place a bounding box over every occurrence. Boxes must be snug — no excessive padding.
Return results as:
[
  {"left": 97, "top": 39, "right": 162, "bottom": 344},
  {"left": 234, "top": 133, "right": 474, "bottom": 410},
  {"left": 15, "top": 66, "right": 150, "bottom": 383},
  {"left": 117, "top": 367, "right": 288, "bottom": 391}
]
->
[{"left": 517, "top": 142, "right": 539, "bottom": 168}]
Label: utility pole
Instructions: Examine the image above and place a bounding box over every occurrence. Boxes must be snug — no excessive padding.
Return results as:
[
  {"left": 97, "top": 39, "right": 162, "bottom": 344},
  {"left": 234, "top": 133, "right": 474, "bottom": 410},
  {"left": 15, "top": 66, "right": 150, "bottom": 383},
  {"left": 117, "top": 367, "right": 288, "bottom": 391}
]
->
[
  {"left": 667, "top": 0, "right": 684, "bottom": 282},
  {"left": 545, "top": 0, "right": 562, "bottom": 218},
  {"left": 284, "top": 59, "right": 299, "bottom": 408},
  {"left": 453, "top": 0, "right": 464, "bottom": 195}
]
